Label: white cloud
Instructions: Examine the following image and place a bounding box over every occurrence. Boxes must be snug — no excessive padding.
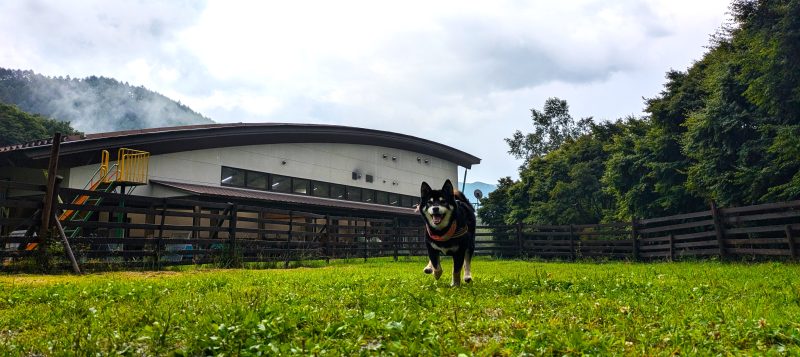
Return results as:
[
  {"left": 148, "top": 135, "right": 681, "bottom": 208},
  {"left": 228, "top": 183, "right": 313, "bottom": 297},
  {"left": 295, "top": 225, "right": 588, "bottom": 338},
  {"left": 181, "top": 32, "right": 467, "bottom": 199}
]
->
[{"left": 0, "top": 0, "right": 731, "bottom": 183}]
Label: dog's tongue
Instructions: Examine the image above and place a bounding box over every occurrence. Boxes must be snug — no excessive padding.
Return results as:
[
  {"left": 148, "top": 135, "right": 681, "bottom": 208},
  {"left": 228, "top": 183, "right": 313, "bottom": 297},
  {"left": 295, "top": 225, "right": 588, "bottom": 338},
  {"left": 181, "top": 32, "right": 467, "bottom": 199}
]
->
[{"left": 433, "top": 216, "right": 442, "bottom": 224}]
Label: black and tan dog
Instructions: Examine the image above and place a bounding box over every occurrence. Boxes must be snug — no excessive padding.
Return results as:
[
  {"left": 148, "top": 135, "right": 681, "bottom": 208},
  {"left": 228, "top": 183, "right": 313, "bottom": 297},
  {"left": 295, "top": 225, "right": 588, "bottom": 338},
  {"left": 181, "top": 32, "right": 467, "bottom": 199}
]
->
[{"left": 419, "top": 179, "right": 476, "bottom": 286}]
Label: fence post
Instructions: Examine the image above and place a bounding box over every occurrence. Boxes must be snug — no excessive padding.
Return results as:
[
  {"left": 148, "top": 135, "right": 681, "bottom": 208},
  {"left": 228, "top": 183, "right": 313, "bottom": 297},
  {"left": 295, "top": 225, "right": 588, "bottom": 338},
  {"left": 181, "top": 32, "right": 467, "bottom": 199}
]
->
[
  {"left": 363, "top": 218, "right": 368, "bottom": 262},
  {"left": 285, "top": 211, "right": 293, "bottom": 268},
  {"left": 516, "top": 222, "right": 523, "bottom": 258},
  {"left": 145, "top": 203, "right": 155, "bottom": 239},
  {"left": 156, "top": 199, "right": 167, "bottom": 269},
  {"left": 669, "top": 233, "right": 675, "bottom": 261},
  {"left": 709, "top": 201, "right": 727, "bottom": 260},
  {"left": 332, "top": 216, "right": 338, "bottom": 260},
  {"left": 228, "top": 203, "right": 237, "bottom": 266},
  {"left": 192, "top": 205, "right": 201, "bottom": 239},
  {"left": 259, "top": 208, "right": 266, "bottom": 240},
  {"left": 786, "top": 225, "right": 797, "bottom": 260},
  {"left": 569, "top": 224, "right": 576, "bottom": 261},
  {"left": 324, "top": 215, "right": 331, "bottom": 264},
  {"left": 393, "top": 218, "right": 399, "bottom": 262},
  {"left": 631, "top": 218, "right": 639, "bottom": 262}
]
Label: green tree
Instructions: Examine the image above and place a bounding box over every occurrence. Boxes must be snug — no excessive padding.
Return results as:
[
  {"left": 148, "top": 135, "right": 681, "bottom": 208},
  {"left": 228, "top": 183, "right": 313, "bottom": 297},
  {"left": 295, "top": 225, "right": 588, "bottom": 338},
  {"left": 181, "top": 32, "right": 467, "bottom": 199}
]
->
[
  {"left": 603, "top": 68, "right": 709, "bottom": 220},
  {"left": 505, "top": 97, "right": 592, "bottom": 163},
  {"left": 682, "top": 0, "right": 800, "bottom": 205},
  {"left": 476, "top": 177, "right": 514, "bottom": 226},
  {"left": 0, "top": 102, "right": 82, "bottom": 146},
  {"left": 522, "top": 122, "right": 620, "bottom": 225}
]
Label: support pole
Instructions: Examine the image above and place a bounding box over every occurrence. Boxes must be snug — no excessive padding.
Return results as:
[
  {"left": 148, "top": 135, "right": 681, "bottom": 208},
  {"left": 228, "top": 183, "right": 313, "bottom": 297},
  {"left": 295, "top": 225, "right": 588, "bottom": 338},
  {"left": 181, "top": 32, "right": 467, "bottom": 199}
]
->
[
  {"left": 38, "top": 133, "right": 61, "bottom": 241},
  {"left": 461, "top": 168, "right": 468, "bottom": 193},
  {"left": 35, "top": 133, "right": 62, "bottom": 268},
  {"left": 54, "top": 214, "right": 81, "bottom": 274}
]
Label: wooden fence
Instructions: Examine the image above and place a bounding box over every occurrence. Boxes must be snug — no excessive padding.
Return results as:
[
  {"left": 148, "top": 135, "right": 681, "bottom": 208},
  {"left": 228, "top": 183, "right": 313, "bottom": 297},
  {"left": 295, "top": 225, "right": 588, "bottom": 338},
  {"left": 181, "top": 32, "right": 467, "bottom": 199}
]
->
[{"left": 1, "top": 179, "right": 799, "bottom": 271}]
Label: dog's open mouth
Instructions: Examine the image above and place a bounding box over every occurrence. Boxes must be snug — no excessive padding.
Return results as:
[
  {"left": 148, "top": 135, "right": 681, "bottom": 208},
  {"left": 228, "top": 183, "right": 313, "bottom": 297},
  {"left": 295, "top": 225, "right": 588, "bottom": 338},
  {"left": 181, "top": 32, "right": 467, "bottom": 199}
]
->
[{"left": 431, "top": 214, "right": 443, "bottom": 225}]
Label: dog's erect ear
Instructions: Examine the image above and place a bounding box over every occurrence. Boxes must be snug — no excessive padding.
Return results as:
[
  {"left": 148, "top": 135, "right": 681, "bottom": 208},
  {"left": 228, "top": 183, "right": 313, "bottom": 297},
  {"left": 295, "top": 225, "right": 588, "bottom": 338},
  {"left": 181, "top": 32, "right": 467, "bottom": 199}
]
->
[
  {"left": 442, "top": 179, "right": 454, "bottom": 200},
  {"left": 421, "top": 182, "right": 432, "bottom": 198},
  {"left": 442, "top": 179, "right": 454, "bottom": 193}
]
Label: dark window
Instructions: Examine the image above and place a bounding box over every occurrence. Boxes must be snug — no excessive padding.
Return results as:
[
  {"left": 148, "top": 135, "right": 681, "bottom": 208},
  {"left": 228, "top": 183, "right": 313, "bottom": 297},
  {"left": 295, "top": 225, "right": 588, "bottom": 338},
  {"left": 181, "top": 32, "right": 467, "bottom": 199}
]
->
[
  {"left": 376, "top": 191, "right": 389, "bottom": 205},
  {"left": 365, "top": 174, "right": 373, "bottom": 183},
  {"left": 347, "top": 186, "right": 361, "bottom": 201},
  {"left": 271, "top": 174, "right": 291, "bottom": 193},
  {"left": 222, "top": 167, "right": 419, "bottom": 208},
  {"left": 311, "top": 181, "right": 330, "bottom": 197},
  {"left": 362, "top": 189, "right": 375, "bottom": 203},
  {"left": 293, "top": 178, "right": 310, "bottom": 195},
  {"left": 331, "top": 184, "right": 346, "bottom": 200},
  {"left": 221, "top": 167, "right": 245, "bottom": 187},
  {"left": 246, "top": 171, "right": 268, "bottom": 190}
]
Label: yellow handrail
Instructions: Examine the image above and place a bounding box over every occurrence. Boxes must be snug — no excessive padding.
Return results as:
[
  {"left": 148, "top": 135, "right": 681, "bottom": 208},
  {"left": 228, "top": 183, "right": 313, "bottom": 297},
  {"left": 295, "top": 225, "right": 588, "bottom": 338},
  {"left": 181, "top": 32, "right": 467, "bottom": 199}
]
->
[
  {"left": 99, "top": 150, "right": 110, "bottom": 183},
  {"left": 117, "top": 148, "right": 149, "bottom": 184}
]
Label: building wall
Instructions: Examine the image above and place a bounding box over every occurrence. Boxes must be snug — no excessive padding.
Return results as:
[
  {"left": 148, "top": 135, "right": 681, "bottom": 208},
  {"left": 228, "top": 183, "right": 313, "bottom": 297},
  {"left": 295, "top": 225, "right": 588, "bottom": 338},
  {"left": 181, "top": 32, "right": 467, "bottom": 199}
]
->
[{"left": 67, "top": 142, "right": 460, "bottom": 198}]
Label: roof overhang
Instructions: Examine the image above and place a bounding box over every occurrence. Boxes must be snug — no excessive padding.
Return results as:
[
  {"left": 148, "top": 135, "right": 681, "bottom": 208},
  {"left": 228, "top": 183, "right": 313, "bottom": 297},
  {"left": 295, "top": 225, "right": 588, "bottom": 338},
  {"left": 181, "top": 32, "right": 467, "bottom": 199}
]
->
[
  {"left": 0, "top": 123, "right": 481, "bottom": 169},
  {"left": 150, "top": 179, "right": 419, "bottom": 217}
]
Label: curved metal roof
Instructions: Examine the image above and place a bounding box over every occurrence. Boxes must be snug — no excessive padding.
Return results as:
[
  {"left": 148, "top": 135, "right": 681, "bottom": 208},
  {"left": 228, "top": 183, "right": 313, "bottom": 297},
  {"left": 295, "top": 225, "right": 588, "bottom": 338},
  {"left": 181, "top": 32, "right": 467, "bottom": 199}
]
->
[{"left": 0, "top": 123, "right": 481, "bottom": 169}]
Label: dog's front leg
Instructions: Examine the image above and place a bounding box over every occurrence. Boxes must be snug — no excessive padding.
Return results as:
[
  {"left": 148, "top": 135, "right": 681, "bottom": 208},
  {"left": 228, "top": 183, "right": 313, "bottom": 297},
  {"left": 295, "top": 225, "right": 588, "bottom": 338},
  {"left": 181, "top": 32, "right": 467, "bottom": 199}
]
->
[
  {"left": 463, "top": 249, "right": 473, "bottom": 283},
  {"left": 451, "top": 251, "right": 465, "bottom": 287},
  {"left": 424, "top": 244, "right": 443, "bottom": 280}
]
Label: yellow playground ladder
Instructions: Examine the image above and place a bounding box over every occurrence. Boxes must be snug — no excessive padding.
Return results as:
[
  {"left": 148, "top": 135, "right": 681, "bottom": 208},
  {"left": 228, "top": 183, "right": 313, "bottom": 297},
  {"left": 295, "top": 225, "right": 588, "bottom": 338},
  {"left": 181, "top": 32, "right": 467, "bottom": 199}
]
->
[{"left": 58, "top": 149, "right": 150, "bottom": 239}]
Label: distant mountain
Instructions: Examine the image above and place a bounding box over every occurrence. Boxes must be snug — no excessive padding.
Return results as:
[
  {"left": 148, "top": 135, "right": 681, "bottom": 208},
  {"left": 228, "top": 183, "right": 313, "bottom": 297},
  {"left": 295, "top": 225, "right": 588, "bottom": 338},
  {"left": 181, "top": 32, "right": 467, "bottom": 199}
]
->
[
  {"left": 463, "top": 182, "right": 496, "bottom": 205},
  {"left": 0, "top": 68, "right": 213, "bottom": 133}
]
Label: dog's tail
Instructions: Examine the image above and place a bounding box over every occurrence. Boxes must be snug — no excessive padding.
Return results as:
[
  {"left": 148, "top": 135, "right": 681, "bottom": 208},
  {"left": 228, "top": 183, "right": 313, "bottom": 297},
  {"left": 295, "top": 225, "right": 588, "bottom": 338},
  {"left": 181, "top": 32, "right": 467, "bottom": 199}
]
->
[{"left": 453, "top": 189, "right": 475, "bottom": 213}]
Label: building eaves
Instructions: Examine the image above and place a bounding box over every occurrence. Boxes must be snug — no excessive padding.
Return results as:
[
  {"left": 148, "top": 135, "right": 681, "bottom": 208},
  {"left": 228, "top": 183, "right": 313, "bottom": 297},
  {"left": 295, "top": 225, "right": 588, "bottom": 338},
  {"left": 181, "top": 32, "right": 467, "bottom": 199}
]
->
[{"left": 150, "top": 179, "right": 418, "bottom": 217}]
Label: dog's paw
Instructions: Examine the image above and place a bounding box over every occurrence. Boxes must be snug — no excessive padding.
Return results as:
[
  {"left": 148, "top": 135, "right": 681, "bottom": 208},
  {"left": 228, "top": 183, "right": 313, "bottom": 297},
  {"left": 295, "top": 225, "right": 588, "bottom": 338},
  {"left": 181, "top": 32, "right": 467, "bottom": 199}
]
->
[
  {"left": 450, "top": 281, "right": 461, "bottom": 287},
  {"left": 433, "top": 269, "right": 443, "bottom": 280},
  {"left": 464, "top": 276, "right": 472, "bottom": 283},
  {"left": 423, "top": 267, "right": 433, "bottom": 274}
]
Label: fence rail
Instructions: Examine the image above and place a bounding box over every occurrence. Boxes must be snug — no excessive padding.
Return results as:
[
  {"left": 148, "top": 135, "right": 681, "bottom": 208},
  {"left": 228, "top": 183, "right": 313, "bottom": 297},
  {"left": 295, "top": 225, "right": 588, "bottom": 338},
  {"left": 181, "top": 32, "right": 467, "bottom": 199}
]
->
[{"left": 1, "top": 179, "right": 799, "bottom": 271}]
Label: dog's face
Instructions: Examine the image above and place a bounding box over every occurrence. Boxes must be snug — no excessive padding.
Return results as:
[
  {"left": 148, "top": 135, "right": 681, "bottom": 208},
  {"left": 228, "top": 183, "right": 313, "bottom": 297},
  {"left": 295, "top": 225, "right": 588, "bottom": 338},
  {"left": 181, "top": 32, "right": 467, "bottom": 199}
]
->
[{"left": 420, "top": 180, "right": 456, "bottom": 230}]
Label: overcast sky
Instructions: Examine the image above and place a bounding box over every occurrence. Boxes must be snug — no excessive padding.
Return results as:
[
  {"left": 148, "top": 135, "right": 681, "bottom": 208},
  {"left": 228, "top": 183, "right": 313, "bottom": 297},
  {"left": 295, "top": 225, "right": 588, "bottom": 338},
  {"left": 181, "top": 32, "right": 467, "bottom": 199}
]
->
[{"left": 0, "top": 0, "right": 732, "bottom": 184}]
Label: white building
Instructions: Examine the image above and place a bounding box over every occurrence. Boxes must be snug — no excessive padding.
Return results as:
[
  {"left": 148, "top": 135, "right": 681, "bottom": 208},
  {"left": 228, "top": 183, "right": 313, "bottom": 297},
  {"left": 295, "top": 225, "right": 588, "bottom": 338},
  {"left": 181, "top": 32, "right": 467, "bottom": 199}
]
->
[{"left": 1, "top": 123, "right": 480, "bottom": 220}]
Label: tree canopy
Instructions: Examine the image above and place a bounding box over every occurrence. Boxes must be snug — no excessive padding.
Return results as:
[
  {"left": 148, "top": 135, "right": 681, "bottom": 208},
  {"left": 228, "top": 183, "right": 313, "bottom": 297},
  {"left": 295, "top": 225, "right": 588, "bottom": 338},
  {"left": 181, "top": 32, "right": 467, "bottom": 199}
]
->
[
  {"left": 505, "top": 97, "right": 592, "bottom": 163},
  {"left": 0, "top": 102, "right": 82, "bottom": 146},
  {"left": 479, "top": 0, "right": 800, "bottom": 225}
]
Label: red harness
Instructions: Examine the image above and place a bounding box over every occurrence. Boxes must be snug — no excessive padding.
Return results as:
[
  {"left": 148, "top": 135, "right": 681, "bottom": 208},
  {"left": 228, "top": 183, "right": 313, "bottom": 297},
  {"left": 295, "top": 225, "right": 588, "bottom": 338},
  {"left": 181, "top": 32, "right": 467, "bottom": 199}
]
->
[{"left": 426, "top": 223, "right": 470, "bottom": 242}]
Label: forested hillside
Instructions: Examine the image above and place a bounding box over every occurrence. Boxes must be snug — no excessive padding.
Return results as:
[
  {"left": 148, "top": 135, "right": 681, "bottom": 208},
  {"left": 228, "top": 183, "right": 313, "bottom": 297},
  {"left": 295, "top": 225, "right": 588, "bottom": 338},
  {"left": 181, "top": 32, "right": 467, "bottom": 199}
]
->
[
  {"left": 0, "top": 68, "right": 213, "bottom": 134},
  {"left": 479, "top": 0, "right": 800, "bottom": 225},
  {"left": 0, "top": 102, "right": 81, "bottom": 146}
]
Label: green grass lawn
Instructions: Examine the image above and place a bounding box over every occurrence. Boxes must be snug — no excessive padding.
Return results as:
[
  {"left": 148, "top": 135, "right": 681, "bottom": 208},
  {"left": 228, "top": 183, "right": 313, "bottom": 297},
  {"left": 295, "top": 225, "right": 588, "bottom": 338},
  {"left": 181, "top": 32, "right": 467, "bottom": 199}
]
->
[{"left": 1, "top": 258, "right": 800, "bottom": 356}]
